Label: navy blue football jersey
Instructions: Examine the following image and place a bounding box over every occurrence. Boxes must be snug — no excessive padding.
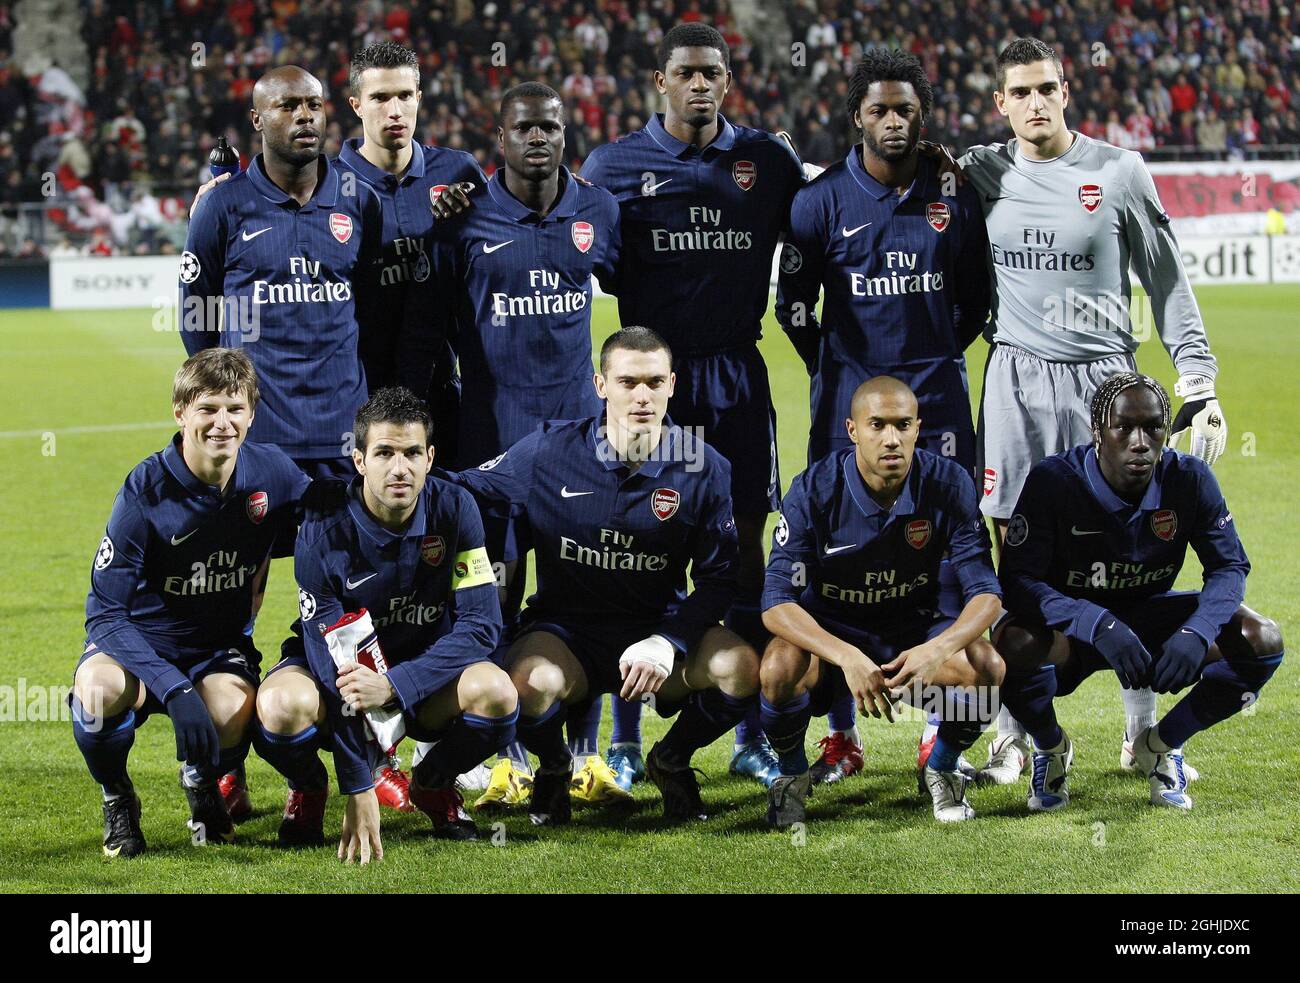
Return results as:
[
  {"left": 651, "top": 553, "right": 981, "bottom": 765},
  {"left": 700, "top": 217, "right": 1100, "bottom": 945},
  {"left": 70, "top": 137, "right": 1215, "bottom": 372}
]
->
[
  {"left": 1000, "top": 445, "right": 1249, "bottom": 645},
  {"left": 580, "top": 113, "right": 803, "bottom": 355},
  {"left": 776, "top": 151, "right": 990, "bottom": 461},
  {"left": 400, "top": 168, "right": 619, "bottom": 464},
  {"left": 763, "top": 447, "right": 999, "bottom": 632},
  {"left": 85, "top": 435, "right": 310, "bottom": 698},
  {"left": 338, "top": 139, "right": 486, "bottom": 390},
  {"left": 446, "top": 417, "right": 738, "bottom": 653},
  {"left": 294, "top": 476, "right": 501, "bottom": 793},
  {"left": 180, "top": 154, "right": 385, "bottom": 458}
]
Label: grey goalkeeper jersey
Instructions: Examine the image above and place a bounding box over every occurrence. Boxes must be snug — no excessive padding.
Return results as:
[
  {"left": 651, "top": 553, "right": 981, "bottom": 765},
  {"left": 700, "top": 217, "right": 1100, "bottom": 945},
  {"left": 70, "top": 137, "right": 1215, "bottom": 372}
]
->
[{"left": 959, "top": 132, "right": 1216, "bottom": 378}]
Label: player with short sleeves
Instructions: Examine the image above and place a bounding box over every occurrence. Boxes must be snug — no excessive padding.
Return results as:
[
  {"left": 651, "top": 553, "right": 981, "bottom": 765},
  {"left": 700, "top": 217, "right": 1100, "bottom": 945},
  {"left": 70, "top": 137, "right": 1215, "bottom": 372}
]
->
[
  {"left": 257, "top": 388, "right": 510, "bottom": 858},
  {"left": 73, "top": 350, "right": 316, "bottom": 858},
  {"left": 759, "top": 377, "right": 1004, "bottom": 826},
  {"left": 995, "top": 373, "right": 1282, "bottom": 813},
  {"left": 445, "top": 327, "right": 759, "bottom": 827}
]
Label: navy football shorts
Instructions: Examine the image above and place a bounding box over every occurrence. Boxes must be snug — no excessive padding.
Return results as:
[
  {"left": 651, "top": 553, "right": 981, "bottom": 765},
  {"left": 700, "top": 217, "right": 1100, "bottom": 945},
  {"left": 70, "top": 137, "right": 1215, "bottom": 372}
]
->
[{"left": 668, "top": 345, "right": 779, "bottom": 516}]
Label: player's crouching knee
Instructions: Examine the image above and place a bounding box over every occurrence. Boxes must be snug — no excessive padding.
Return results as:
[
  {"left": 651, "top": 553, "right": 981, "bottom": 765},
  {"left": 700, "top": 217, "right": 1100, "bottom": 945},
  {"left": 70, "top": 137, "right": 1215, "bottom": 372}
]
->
[
  {"left": 713, "top": 641, "right": 760, "bottom": 699},
  {"left": 256, "top": 678, "right": 319, "bottom": 736},
  {"left": 993, "top": 623, "right": 1050, "bottom": 674},
  {"left": 73, "top": 661, "right": 133, "bottom": 717},
  {"left": 967, "top": 638, "right": 1006, "bottom": 688},
  {"left": 460, "top": 663, "right": 519, "bottom": 718},
  {"left": 1241, "top": 613, "right": 1284, "bottom": 660},
  {"left": 759, "top": 638, "right": 807, "bottom": 702}
]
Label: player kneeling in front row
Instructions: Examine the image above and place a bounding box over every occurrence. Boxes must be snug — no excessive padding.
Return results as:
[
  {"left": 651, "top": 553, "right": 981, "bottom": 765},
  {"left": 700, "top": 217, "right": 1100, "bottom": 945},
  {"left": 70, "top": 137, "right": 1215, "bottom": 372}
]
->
[
  {"left": 446, "top": 327, "right": 759, "bottom": 825},
  {"left": 997, "top": 373, "right": 1282, "bottom": 811},
  {"left": 257, "top": 388, "right": 512, "bottom": 860},
  {"left": 760, "top": 377, "right": 1004, "bottom": 826},
  {"left": 74, "top": 350, "right": 315, "bottom": 857}
]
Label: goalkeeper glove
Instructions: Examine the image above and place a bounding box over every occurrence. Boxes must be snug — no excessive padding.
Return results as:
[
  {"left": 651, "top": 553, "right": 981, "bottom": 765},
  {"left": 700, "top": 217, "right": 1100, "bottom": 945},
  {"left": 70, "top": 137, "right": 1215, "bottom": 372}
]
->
[{"left": 1170, "top": 373, "right": 1227, "bottom": 466}]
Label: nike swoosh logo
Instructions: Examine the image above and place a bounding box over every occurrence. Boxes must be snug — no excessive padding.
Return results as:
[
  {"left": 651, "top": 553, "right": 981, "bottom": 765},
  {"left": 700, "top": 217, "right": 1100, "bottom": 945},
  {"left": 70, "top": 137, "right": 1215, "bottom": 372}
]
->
[
  {"left": 181, "top": 687, "right": 193, "bottom": 694},
  {"left": 171, "top": 529, "right": 197, "bottom": 546},
  {"left": 346, "top": 573, "right": 378, "bottom": 589},
  {"left": 824, "top": 544, "right": 857, "bottom": 555},
  {"left": 841, "top": 223, "right": 872, "bottom": 237},
  {"left": 561, "top": 486, "right": 594, "bottom": 498},
  {"left": 1070, "top": 527, "right": 1102, "bottom": 536},
  {"left": 1105, "top": 621, "right": 1115, "bottom": 631},
  {"left": 482, "top": 240, "right": 514, "bottom": 254},
  {"left": 241, "top": 227, "right": 272, "bottom": 241},
  {"left": 643, "top": 179, "right": 673, "bottom": 194}
]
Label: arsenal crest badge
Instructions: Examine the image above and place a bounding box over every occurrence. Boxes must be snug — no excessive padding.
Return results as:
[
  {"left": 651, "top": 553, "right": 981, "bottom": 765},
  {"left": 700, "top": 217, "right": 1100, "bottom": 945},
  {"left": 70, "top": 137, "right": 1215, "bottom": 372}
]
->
[
  {"left": 421, "top": 535, "right": 446, "bottom": 566},
  {"left": 329, "top": 212, "right": 353, "bottom": 243},
  {"left": 732, "top": 160, "right": 756, "bottom": 191},
  {"left": 1151, "top": 509, "right": 1177, "bottom": 541},
  {"left": 905, "top": 519, "right": 932, "bottom": 550},
  {"left": 926, "top": 202, "right": 951, "bottom": 232},
  {"left": 982, "top": 467, "right": 997, "bottom": 497},
  {"left": 1078, "top": 184, "right": 1103, "bottom": 213},
  {"left": 652, "top": 488, "right": 680, "bottom": 521},
  {"left": 246, "top": 491, "right": 268, "bottom": 524},
  {"left": 571, "top": 220, "right": 594, "bottom": 253}
]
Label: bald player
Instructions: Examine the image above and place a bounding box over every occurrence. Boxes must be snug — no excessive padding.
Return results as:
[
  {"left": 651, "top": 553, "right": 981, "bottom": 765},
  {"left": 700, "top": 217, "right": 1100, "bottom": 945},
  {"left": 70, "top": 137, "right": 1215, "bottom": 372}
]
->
[
  {"left": 179, "top": 65, "right": 388, "bottom": 816},
  {"left": 758, "top": 377, "right": 1004, "bottom": 825},
  {"left": 957, "top": 38, "right": 1226, "bottom": 783}
]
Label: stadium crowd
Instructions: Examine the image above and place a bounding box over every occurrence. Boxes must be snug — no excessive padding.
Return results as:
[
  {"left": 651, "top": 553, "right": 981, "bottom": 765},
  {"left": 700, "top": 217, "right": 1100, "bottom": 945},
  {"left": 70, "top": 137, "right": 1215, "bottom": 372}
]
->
[{"left": 0, "top": 0, "right": 1298, "bottom": 255}]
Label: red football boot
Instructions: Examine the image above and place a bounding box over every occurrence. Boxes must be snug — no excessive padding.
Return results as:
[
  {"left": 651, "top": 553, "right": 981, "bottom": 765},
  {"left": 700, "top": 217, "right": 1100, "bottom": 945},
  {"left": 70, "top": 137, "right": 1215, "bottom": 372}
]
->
[
  {"left": 409, "top": 781, "right": 479, "bottom": 841},
  {"left": 218, "top": 771, "right": 253, "bottom": 824},
  {"left": 809, "top": 732, "right": 865, "bottom": 785},
  {"left": 278, "top": 785, "right": 328, "bottom": 848},
  {"left": 375, "top": 762, "right": 413, "bottom": 812}
]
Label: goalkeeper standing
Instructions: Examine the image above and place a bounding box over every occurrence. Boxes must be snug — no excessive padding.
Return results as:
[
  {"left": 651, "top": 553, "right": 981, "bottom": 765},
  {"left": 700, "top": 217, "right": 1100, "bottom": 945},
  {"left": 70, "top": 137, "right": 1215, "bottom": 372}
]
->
[{"left": 959, "top": 38, "right": 1227, "bottom": 784}]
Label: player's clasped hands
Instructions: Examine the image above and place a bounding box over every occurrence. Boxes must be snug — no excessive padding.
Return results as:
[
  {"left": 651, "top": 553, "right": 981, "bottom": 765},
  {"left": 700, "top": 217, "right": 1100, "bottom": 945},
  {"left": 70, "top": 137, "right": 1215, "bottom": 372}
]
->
[
  {"left": 1152, "top": 629, "right": 1209, "bottom": 694},
  {"left": 430, "top": 181, "right": 475, "bottom": 220},
  {"left": 336, "top": 661, "right": 395, "bottom": 713},
  {"left": 618, "top": 635, "right": 676, "bottom": 702},
  {"left": 843, "top": 650, "right": 899, "bottom": 722},
  {"left": 340, "top": 789, "right": 383, "bottom": 866},
  {"left": 880, "top": 639, "right": 949, "bottom": 695}
]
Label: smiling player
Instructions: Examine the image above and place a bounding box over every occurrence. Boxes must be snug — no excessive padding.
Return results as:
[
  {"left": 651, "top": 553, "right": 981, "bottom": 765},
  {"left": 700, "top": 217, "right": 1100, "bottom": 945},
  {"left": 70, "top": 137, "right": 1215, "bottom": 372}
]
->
[{"left": 996, "top": 374, "right": 1281, "bottom": 812}]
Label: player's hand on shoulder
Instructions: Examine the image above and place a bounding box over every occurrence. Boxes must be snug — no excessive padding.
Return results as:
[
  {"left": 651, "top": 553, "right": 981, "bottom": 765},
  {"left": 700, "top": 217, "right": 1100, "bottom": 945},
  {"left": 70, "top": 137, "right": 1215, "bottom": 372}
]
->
[
  {"left": 918, "top": 140, "right": 966, "bottom": 187},
  {"left": 571, "top": 172, "right": 593, "bottom": 186},
  {"left": 340, "top": 789, "right": 383, "bottom": 865},
  {"left": 188, "top": 171, "right": 230, "bottom": 219},
  {"left": 432, "top": 181, "right": 476, "bottom": 220}
]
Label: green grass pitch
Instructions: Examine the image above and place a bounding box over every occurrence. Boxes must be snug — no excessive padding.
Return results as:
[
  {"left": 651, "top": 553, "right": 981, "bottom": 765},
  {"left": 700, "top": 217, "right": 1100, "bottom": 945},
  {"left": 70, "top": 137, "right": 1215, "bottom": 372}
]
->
[{"left": 1, "top": 287, "right": 1297, "bottom": 893}]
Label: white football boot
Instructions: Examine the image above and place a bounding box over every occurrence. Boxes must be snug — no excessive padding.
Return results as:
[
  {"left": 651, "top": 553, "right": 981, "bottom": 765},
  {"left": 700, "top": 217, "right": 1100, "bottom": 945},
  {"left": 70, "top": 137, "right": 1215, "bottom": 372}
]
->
[
  {"left": 1129, "top": 726, "right": 1194, "bottom": 810},
  {"left": 1027, "top": 733, "right": 1073, "bottom": 812},
  {"left": 979, "top": 733, "right": 1030, "bottom": 785},
  {"left": 922, "top": 765, "right": 976, "bottom": 822},
  {"left": 1121, "top": 735, "right": 1198, "bottom": 781}
]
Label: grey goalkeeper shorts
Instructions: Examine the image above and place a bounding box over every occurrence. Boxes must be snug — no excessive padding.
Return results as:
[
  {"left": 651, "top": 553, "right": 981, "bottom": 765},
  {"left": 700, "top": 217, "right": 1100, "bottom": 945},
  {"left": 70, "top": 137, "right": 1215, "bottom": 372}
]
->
[{"left": 976, "top": 343, "right": 1135, "bottom": 519}]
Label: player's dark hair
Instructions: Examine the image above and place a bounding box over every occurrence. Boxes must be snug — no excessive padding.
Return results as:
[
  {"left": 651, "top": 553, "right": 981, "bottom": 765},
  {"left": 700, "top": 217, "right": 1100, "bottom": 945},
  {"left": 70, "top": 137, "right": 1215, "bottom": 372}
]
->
[
  {"left": 658, "top": 23, "right": 730, "bottom": 72},
  {"left": 995, "top": 36, "right": 1064, "bottom": 91},
  {"left": 349, "top": 41, "right": 420, "bottom": 96},
  {"left": 845, "top": 48, "right": 934, "bottom": 131},
  {"left": 600, "top": 325, "right": 672, "bottom": 374},
  {"left": 499, "top": 81, "right": 564, "bottom": 121},
  {"left": 1090, "top": 373, "right": 1171, "bottom": 445},
  {"left": 354, "top": 387, "right": 433, "bottom": 451},
  {"left": 173, "top": 348, "right": 259, "bottom": 411}
]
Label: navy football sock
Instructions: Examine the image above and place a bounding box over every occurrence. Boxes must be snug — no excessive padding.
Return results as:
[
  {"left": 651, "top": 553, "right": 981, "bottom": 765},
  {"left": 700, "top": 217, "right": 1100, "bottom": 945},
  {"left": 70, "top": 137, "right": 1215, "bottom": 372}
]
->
[
  {"left": 416, "top": 708, "right": 519, "bottom": 789},
  {"left": 826, "top": 692, "right": 856, "bottom": 734},
  {"left": 253, "top": 722, "right": 327, "bottom": 791},
  {"left": 1158, "top": 647, "right": 1284, "bottom": 748},
  {"left": 935, "top": 687, "right": 984, "bottom": 762},
  {"left": 759, "top": 692, "right": 813, "bottom": 776},
  {"left": 724, "top": 598, "right": 768, "bottom": 747},
  {"left": 568, "top": 694, "right": 603, "bottom": 757},
  {"left": 658, "top": 688, "right": 752, "bottom": 769},
  {"left": 610, "top": 693, "right": 644, "bottom": 746},
  {"left": 518, "top": 700, "right": 571, "bottom": 772},
  {"left": 71, "top": 696, "right": 136, "bottom": 797},
  {"left": 732, "top": 702, "right": 764, "bottom": 746},
  {"left": 1000, "top": 663, "right": 1061, "bottom": 750}
]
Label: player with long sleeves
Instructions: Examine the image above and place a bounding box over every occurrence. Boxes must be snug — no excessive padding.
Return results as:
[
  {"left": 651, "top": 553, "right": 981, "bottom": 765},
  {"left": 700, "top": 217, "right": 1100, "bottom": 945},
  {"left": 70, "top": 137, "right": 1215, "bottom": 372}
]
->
[
  {"left": 179, "top": 65, "right": 384, "bottom": 480},
  {"left": 996, "top": 373, "right": 1281, "bottom": 812},
  {"left": 775, "top": 49, "right": 991, "bottom": 783},
  {"left": 259, "top": 388, "right": 510, "bottom": 857},
  {"left": 578, "top": 22, "right": 805, "bottom": 790},
  {"left": 74, "top": 350, "right": 312, "bottom": 857},
  {"left": 957, "top": 38, "right": 1227, "bottom": 783},
  {"left": 399, "top": 82, "right": 624, "bottom": 804},
  {"left": 445, "top": 327, "right": 759, "bottom": 827},
  {"left": 760, "top": 377, "right": 1004, "bottom": 826}
]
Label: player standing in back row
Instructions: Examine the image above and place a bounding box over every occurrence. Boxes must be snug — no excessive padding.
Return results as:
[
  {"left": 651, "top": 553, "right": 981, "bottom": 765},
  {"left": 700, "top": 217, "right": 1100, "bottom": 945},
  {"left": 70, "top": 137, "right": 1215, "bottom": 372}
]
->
[
  {"left": 579, "top": 23, "right": 805, "bottom": 788},
  {"left": 958, "top": 38, "right": 1228, "bottom": 785}
]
